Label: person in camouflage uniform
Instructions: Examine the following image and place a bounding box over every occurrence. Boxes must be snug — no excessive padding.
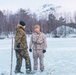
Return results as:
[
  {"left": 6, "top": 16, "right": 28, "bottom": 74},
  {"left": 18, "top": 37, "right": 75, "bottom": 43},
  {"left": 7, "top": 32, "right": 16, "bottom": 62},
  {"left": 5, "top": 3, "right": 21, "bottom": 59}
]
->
[
  {"left": 29, "top": 25, "right": 47, "bottom": 72},
  {"left": 14, "top": 21, "right": 31, "bottom": 74}
]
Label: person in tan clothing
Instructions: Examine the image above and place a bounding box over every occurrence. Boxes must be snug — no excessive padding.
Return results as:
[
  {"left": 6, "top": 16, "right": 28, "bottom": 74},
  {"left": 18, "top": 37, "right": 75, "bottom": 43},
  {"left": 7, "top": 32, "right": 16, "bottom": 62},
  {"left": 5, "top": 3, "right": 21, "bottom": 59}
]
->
[{"left": 29, "top": 25, "right": 47, "bottom": 72}]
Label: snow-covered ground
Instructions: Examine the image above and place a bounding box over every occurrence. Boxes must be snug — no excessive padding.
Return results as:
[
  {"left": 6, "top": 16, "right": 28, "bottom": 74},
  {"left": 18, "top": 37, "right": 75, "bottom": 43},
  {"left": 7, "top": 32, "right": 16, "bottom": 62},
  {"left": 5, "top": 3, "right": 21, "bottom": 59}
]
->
[{"left": 0, "top": 37, "right": 76, "bottom": 75}]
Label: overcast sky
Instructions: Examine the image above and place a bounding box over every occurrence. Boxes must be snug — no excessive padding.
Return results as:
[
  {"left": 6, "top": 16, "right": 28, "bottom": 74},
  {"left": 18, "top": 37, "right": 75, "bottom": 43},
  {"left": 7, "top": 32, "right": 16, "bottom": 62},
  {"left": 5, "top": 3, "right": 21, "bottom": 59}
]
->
[{"left": 0, "top": 0, "right": 76, "bottom": 14}]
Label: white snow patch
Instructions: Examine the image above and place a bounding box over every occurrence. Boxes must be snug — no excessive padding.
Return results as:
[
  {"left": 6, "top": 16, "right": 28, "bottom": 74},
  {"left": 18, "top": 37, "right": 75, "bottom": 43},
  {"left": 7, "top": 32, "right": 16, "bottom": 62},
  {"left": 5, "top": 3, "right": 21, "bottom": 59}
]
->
[{"left": 0, "top": 37, "right": 76, "bottom": 75}]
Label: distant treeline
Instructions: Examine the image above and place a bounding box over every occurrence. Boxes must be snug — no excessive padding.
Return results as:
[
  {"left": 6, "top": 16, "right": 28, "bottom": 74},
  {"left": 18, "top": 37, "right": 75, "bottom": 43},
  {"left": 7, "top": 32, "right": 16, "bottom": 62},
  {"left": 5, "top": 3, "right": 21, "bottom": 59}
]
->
[{"left": 0, "top": 6, "right": 76, "bottom": 36}]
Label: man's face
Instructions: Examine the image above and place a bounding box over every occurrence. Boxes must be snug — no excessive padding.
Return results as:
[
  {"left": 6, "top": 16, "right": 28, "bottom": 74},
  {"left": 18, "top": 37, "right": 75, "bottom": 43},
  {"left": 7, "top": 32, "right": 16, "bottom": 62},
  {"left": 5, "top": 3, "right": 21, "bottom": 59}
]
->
[
  {"left": 23, "top": 26, "right": 26, "bottom": 29},
  {"left": 34, "top": 28, "right": 40, "bottom": 33}
]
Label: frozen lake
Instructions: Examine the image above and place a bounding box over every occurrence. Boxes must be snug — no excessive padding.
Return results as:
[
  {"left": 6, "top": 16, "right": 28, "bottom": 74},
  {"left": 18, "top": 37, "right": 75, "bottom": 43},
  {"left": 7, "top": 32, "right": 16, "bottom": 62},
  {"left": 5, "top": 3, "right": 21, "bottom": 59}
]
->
[{"left": 0, "top": 37, "right": 76, "bottom": 75}]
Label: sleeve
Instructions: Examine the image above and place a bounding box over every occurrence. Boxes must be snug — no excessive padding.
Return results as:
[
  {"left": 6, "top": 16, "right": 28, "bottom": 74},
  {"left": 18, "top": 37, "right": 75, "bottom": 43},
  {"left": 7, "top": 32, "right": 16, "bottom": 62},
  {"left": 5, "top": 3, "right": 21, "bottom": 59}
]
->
[
  {"left": 25, "top": 34, "right": 28, "bottom": 49},
  {"left": 43, "top": 34, "right": 47, "bottom": 50},
  {"left": 16, "top": 29, "right": 23, "bottom": 44},
  {"left": 29, "top": 35, "right": 33, "bottom": 49}
]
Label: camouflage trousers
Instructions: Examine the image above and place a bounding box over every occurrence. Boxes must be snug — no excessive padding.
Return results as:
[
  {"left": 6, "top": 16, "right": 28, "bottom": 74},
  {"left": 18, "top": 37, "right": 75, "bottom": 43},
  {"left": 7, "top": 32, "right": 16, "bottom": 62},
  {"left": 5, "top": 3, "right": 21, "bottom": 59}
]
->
[
  {"left": 33, "top": 50, "right": 44, "bottom": 71},
  {"left": 15, "top": 50, "right": 31, "bottom": 72}
]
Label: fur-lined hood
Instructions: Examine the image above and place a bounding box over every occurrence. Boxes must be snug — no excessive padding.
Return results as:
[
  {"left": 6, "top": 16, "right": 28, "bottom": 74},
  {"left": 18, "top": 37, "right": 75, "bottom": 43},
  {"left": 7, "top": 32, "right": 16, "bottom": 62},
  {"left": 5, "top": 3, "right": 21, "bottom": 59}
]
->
[
  {"left": 17, "top": 24, "right": 23, "bottom": 28},
  {"left": 16, "top": 24, "right": 25, "bottom": 31}
]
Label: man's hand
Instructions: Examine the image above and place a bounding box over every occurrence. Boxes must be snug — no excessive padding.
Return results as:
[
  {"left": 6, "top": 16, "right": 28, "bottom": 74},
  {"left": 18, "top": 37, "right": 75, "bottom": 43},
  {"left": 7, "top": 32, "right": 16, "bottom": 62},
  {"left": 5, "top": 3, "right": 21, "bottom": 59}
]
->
[
  {"left": 17, "top": 43, "right": 20, "bottom": 48},
  {"left": 29, "top": 49, "right": 32, "bottom": 52},
  {"left": 43, "top": 50, "right": 46, "bottom": 53}
]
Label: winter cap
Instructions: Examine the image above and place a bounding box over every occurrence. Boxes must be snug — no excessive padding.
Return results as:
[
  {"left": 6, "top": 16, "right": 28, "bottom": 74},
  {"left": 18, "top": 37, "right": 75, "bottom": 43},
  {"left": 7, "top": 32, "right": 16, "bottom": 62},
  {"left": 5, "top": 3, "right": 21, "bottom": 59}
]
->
[
  {"left": 19, "top": 21, "right": 26, "bottom": 26},
  {"left": 34, "top": 25, "right": 40, "bottom": 29}
]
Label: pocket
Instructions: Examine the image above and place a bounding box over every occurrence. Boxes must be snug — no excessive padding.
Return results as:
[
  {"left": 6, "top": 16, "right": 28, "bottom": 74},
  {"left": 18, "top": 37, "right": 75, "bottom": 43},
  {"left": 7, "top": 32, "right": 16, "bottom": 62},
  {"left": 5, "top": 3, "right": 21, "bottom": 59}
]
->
[
  {"left": 38, "top": 38, "right": 43, "bottom": 44},
  {"left": 36, "top": 45, "right": 43, "bottom": 50}
]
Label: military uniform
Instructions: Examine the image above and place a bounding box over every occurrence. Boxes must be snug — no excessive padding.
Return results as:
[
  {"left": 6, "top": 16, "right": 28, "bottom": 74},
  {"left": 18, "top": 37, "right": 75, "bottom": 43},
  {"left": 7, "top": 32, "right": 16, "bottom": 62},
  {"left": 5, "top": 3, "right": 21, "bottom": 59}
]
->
[
  {"left": 29, "top": 32, "right": 47, "bottom": 71},
  {"left": 14, "top": 24, "right": 31, "bottom": 73}
]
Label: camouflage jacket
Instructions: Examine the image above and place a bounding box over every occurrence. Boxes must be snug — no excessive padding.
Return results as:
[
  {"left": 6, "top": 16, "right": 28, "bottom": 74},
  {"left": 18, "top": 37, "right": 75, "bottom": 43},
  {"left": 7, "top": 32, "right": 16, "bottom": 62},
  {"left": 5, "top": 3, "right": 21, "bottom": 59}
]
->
[
  {"left": 29, "top": 32, "right": 47, "bottom": 50},
  {"left": 14, "top": 25, "right": 28, "bottom": 50}
]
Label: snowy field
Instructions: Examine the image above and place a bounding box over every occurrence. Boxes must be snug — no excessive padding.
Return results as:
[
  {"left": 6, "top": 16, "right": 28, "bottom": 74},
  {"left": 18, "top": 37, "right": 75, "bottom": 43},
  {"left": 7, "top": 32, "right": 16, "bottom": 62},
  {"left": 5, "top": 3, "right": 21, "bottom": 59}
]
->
[{"left": 0, "top": 37, "right": 76, "bottom": 75}]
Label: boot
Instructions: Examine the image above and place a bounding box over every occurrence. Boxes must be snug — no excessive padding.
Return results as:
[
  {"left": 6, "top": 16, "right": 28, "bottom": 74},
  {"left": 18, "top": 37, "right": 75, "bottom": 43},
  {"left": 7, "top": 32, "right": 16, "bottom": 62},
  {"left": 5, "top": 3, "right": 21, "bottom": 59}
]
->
[
  {"left": 15, "top": 70, "right": 24, "bottom": 74},
  {"left": 26, "top": 69, "right": 31, "bottom": 74}
]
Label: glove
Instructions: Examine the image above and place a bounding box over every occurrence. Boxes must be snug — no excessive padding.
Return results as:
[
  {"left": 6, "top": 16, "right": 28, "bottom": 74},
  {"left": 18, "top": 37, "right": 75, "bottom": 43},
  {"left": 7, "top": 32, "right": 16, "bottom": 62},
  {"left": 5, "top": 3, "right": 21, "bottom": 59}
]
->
[
  {"left": 43, "top": 50, "right": 46, "bottom": 53},
  {"left": 16, "top": 43, "right": 20, "bottom": 48},
  {"left": 29, "top": 49, "right": 32, "bottom": 52}
]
